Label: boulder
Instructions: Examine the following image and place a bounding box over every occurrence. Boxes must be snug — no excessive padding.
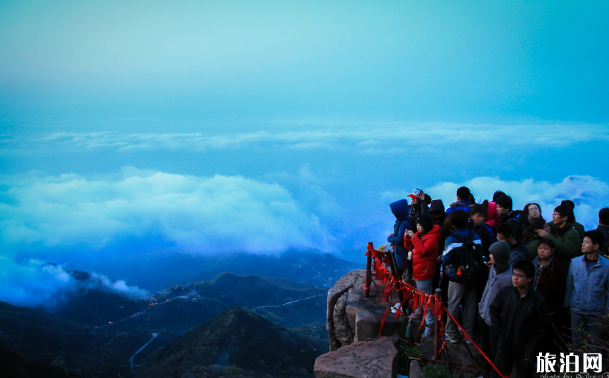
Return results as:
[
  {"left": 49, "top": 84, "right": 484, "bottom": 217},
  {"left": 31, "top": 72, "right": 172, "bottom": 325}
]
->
[
  {"left": 327, "top": 270, "right": 406, "bottom": 350},
  {"left": 314, "top": 334, "right": 399, "bottom": 378}
]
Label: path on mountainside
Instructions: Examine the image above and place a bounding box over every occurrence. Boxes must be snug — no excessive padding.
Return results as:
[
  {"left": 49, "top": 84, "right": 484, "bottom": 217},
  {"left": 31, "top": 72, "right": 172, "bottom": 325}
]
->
[
  {"left": 252, "top": 294, "right": 326, "bottom": 310},
  {"left": 130, "top": 333, "right": 159, "bottom": 369},
  {"left": 94, "top": 291, "right": 199, "bottom": 331}
]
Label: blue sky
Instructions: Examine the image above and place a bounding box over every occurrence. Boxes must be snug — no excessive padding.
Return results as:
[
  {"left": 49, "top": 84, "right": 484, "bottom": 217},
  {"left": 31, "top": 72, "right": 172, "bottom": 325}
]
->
[{"left": 1, "top": 0, "right": 608, "bottom": 306}]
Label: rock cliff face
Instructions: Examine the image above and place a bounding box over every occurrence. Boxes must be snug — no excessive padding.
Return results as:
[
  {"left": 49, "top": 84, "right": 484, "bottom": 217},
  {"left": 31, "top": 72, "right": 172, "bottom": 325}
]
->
[
  {"left": 326, "top": 269, "right": 407, "bottom": 351},
  {"left": 316, "top": 269, "right": 407, "bottom": 378}
]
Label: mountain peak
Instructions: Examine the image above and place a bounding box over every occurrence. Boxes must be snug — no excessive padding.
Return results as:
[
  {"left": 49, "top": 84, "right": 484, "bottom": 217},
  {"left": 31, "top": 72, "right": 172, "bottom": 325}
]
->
[{"left": 140, "top": 306, "right": 318, "bottom": 378}]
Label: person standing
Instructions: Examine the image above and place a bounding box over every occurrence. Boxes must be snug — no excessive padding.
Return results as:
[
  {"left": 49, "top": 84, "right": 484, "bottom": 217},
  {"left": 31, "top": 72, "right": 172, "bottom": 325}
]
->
[
  {"left": 496, "top": 223, "right": 530, "bottom": 266},
  {"left": 564, "top": 230, "right": 609, "bottom": 354},
  {"left": 534, "top": 205, "right": 581, "bottom": 265},
  {"left": 478, "top": 241, "right": 512, "bottom": 376},
  {"left": 441, "top": 210, "right": 483, "bottom": 344},
  {"left": 404, "top": 214, "right": 441, "bottom": 339},
  {"left": 596, "top": 207, "right": 609, "bottom": 257},
  {"left": 387, "top": 199, "right": 413, "bottom": 278},
  {"left": 490, "top": 260, "right": 549, "bottom": 378},
  {"left": 408, "top": 188, "right": 431, "bottom": 220}
]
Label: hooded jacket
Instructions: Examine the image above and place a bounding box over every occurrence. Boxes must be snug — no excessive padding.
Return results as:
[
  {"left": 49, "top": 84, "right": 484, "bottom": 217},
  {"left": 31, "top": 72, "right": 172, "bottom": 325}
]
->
[
  {"left": 479, "top": 241, "right": 512, "bottom": 326},
  {"left": 387, "top": 199, "right": 413, "bottom": 269},
  {"left": 404, "top": 224, "right": 441, "bottom": 280}
]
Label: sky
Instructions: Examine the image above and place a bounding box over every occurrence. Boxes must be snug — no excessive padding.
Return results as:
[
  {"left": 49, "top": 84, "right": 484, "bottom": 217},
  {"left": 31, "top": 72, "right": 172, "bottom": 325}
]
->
[{"left": 1, "top": 0, "right": 608, "bottom": 308}]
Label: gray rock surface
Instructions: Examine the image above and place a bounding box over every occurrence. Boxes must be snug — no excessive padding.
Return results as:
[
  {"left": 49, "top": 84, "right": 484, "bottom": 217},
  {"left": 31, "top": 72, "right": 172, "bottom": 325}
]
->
[
  {"left": 314, "top": 334, "right": 399, "bottom": 378},
  {"left": 327, "top": 269, "right": 407, "bottom": 351}
]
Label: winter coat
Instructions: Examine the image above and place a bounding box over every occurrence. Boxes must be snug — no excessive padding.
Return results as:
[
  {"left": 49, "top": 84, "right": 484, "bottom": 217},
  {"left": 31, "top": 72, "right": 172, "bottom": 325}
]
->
[
  {"left": 404, "top": 224, "right": 441, "bottom": 280},
  {"left": 490, "top": 287, "right": 550, "bottom": 360},
  {"left": 445, "top": 200, "right": 471, "bottom": 214},
  {"left": 532, "top": 256, "right": 566, "bottom": 315},
  {"left": 486, "top": 201, "right": 500, "bottom": 232},
  {"left": 508, "top": 239, "right": 530, "bottom": 266},
  {"left": 479, "top": 264, "right": 512, "bottom": 326},
  {"left": 501, "top": 210, "right": 524, "bottom": 239},
  {"left": 565, "top": 254, "right": 609, "bottom": 315},
  {"left": 546, "top": 225, "right": 581, "bottom": 265},
  {"left": 387, "top": 199, "right": 413, "bottom": 270}
]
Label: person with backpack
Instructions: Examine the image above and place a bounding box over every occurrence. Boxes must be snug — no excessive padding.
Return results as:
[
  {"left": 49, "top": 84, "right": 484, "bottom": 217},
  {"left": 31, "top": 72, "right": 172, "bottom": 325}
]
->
[
  {"left": 441, "top": 209, "right": 484, "bottom": 344},
  {"left": 404, "top": 214, "right": 441, "bottom": 339},
  {"left": 387, "top": 199, "right": 413, "bottom": 278}
]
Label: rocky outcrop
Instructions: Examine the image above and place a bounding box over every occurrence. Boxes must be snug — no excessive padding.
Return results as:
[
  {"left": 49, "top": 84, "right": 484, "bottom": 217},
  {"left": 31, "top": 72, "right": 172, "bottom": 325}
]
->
[
  {"left": 327, "top": 269, "right": 407, "bottom": 351},
  {"left": 313, "top": 334, "right": 399, "bottom": 378}
]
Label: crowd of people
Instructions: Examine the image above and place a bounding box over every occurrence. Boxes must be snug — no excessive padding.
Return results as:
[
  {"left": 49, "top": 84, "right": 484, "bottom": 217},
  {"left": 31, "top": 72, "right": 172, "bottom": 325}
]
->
[{"left": 387, "top": 187, "right": 609, "bottom": 377}]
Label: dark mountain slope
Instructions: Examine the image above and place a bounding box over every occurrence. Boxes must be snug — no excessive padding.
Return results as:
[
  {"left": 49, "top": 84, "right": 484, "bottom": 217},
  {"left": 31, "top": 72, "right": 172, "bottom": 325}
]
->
[
  {"left": 0, "top": 301, "right": 152, "bottom": 378},
  {"left": 139, "top": 307, "right": 317, "bottom": 378}
]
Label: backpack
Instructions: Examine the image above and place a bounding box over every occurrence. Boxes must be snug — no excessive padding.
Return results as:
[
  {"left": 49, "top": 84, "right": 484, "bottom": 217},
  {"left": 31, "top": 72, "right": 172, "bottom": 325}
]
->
[{"left": 446, "top": 232, "right": 485, "bottom": 284}]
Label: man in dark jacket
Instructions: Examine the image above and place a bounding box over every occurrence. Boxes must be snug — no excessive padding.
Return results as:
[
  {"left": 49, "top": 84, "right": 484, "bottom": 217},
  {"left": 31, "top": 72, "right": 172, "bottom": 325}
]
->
[
  {"left": 495, "top": 194, "right": 523, "bottom": 239},
  {"left": 596, "top": 207, "right": 609, "bottom": 257},
  {"left": 387, "top": 199, "right": 413, "bottom": 277},
  {"left": 490, "top": 260, "right": 549, "bottom": 378},
  {"left": 446, "top": 186, "right": 473, "bottom": 214},
  {"left": 497, "top": 223, "right": 529, "bottom": 266}
]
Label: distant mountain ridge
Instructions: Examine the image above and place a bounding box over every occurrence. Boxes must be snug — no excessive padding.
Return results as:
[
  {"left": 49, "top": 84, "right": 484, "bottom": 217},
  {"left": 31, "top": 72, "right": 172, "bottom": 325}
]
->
[{"left": 0, "top": 253, "right": 358, "bottom": 377}]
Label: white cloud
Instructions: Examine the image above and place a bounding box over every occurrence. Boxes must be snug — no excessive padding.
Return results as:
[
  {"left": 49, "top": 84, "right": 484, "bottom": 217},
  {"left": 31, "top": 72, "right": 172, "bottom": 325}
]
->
[
  {"left": 0, "top": 167, "right": 334, "bottom": 253},
  {"left": 0, "top": 258, "right": 149, "bottom": 308},
  {"left": 3, "top": 122, "right": 607, "bottom": 154}
]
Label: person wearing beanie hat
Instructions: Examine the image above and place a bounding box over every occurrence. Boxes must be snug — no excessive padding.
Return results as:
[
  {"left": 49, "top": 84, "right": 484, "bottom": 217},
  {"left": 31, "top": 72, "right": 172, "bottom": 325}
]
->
[
  {"left": 477, "top": 241, "right": 512, "bottom": 374},
  {"left": 404, "top": 213, "right": 441, "bottom": 339},
  {"left": 546, "top": 200, "right": 585, "bottom": 241}
]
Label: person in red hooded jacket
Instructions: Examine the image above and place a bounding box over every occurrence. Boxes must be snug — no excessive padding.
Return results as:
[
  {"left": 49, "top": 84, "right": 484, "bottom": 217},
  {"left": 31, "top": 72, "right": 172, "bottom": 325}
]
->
[{"left": 405, "top": 213, "right": 441, "bottom": 338}]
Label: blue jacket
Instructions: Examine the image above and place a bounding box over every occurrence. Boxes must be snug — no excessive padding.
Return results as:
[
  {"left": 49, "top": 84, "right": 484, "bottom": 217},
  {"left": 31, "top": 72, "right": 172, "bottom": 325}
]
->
[
  {"left": 445, "top": 200, "right": 471, "bottom": 214},
  {"left": 387, "top": 199, "right": 413, "bottom": 269},
  {"left": 565, "top": 254, "right": 609, "bottom": 315}
]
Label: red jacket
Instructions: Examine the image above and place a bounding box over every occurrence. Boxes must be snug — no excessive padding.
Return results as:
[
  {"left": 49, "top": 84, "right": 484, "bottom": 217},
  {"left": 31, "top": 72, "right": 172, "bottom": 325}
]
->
[{"left": 404, "top": 224, "right": 441, "bottom": 280}]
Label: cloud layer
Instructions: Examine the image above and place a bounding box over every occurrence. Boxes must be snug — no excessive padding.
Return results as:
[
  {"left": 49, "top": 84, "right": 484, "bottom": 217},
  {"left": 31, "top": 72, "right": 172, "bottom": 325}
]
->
[
  {"left": 0, "top": 168, "right": 333, "bottom": 254},
  {"left": 3, "top": 123, "right": 608, "bottom": 154}
]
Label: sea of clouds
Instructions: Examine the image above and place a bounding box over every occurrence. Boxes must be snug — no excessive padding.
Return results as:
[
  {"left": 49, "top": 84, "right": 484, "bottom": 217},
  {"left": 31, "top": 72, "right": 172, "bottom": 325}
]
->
[{"left": 1, "top": 124, "right": 608, "bottom": 309}]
